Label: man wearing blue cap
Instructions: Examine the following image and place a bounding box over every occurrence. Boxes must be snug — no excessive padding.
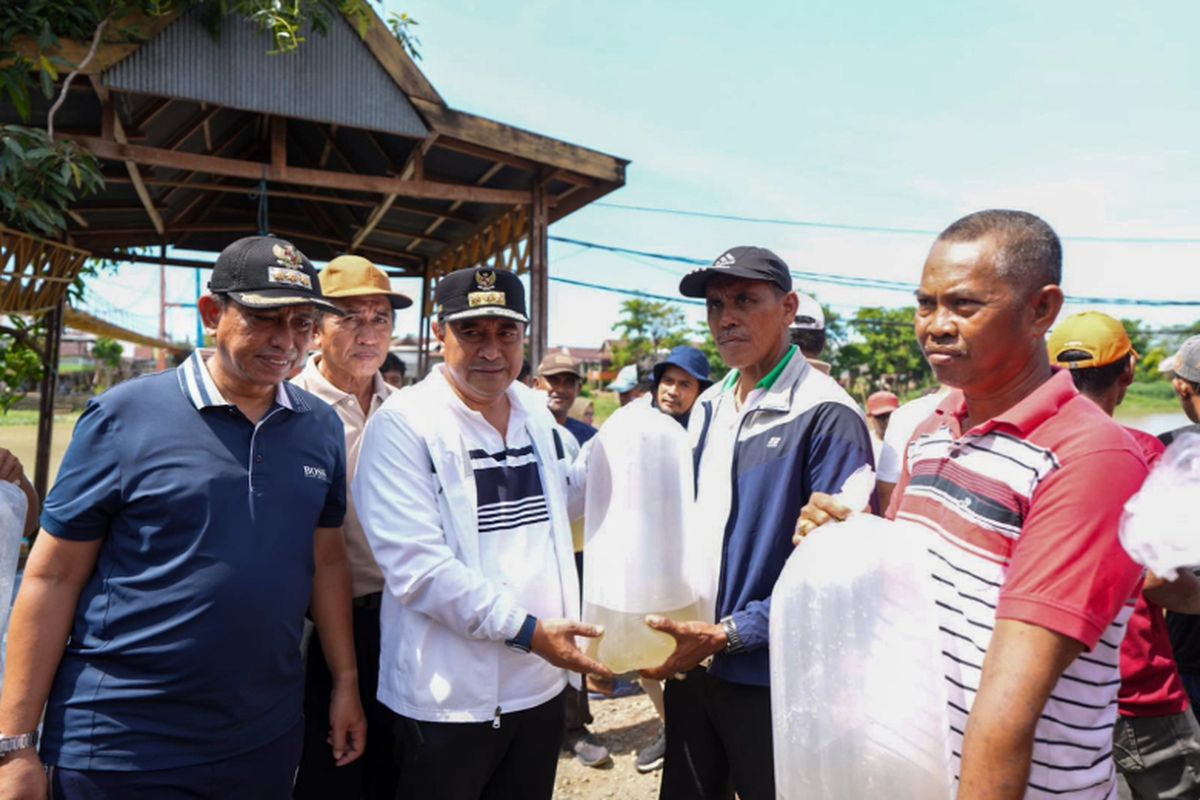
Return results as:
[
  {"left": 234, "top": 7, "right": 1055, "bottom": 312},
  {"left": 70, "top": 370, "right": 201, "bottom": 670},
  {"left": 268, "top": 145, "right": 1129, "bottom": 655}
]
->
[
  {"left": 641, "top": 246, "right": 874, "bottom": 800},
  {"left": 652, "top": 345, "right": 713, "bottom": 428}
]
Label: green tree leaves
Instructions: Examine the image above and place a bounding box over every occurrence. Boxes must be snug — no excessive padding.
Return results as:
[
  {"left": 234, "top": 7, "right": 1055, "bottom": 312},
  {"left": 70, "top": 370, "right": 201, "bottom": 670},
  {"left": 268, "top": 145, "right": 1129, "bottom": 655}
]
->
[
  {"left": 611, "top": 299, "right": 689, "bottom": 371},
  {"left": 0, "top": 124, "right": 105, "bottom": 237}
]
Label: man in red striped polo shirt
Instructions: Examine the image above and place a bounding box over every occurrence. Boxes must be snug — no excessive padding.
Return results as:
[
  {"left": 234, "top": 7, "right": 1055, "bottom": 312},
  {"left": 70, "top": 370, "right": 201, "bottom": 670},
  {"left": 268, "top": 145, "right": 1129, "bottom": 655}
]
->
[{"left": 799, "top": 210, "right": 1146, "bottom": 799}]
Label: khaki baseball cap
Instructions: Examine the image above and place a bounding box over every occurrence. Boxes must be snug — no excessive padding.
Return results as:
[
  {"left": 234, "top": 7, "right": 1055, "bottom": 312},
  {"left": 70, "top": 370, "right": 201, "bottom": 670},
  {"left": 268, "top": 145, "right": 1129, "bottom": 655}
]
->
[
  {"left": 537, "top": 352, "right": 581, "bottom": 378},
  {"left": 319, "top": 256, "right": 412, "bottom": 310}
]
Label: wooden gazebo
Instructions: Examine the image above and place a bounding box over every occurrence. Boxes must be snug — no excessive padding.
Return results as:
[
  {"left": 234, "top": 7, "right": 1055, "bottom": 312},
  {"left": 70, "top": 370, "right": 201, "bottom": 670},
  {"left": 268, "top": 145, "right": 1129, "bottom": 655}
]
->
[{"left": 2, "top": 7, "right": 627, "bottom": 497}]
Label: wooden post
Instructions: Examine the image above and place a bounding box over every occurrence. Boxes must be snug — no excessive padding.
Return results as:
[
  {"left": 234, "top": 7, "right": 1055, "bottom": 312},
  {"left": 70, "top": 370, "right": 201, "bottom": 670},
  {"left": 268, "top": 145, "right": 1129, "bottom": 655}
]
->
[
  {"left": 33, "top": 301, "right": 65, "bottom": 509},
  {"left": 270, "top": 116, "right": 287, "bottom": 180},
  {"left": 417, "top": 271, "right": 431, "bottom": 378},
  {"left": 529, "top": 181, "right": 549, "bottom": 369}
]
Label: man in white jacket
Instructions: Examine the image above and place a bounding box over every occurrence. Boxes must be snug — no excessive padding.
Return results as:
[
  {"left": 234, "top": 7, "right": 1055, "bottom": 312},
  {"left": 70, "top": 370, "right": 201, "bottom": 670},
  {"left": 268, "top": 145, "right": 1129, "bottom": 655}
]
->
[{"left": 354, "top": 265, "right": 611, "bottom": 800}]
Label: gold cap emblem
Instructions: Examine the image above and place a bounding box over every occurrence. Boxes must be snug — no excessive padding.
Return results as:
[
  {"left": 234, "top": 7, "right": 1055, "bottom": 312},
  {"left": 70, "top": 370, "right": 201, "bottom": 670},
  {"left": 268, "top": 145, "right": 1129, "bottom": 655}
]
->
[
  {"left": 272, "top": 243, "right": 304, "bottom": 269},
  {"left": 475, "top": 269, "right": 497, "bottom": 290}
]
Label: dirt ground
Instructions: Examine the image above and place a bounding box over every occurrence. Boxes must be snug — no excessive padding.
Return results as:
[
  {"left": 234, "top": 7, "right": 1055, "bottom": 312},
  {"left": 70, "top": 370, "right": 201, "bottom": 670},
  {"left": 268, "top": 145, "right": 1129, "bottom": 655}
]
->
[{"left": 554, "top": 691, "right": 663, "bottom": 799}]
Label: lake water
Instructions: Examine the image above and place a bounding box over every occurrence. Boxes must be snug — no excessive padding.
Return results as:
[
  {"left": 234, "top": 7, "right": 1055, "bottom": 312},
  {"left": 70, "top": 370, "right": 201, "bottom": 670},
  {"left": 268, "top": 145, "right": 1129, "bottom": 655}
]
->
[{"left": 1116, "top": 411, "right": 1191, "bottom": 436}]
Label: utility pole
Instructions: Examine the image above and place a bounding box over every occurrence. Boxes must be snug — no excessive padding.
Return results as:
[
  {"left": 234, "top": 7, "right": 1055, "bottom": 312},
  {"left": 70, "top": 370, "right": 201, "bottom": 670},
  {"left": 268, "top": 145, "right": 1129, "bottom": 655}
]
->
[{"left": 156, "top": 261, "right": 166, "bottom": 371}]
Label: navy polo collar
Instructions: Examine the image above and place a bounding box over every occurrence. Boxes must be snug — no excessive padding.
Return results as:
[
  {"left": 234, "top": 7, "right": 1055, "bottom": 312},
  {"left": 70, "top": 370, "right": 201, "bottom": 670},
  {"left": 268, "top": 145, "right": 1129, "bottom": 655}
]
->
[{"left": 178, "top": 351, "right": 308, "bottom": 413}]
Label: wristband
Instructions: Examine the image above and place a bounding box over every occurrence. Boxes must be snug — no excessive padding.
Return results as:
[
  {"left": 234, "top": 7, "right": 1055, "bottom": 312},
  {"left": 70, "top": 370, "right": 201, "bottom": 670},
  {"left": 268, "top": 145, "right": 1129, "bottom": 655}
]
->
[{"left": 505, "top": 614, "right": 538, "bottom": 653}]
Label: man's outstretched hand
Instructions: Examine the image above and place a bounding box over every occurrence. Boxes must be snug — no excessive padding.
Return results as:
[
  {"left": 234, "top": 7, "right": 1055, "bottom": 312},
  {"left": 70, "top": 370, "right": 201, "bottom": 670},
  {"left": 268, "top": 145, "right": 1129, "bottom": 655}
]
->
[
  {"left": 531, "top": 618, "right": 614, "bottom": 678},
  {"left": 638, "top": 616, "right": 727, "bottom": 680}
]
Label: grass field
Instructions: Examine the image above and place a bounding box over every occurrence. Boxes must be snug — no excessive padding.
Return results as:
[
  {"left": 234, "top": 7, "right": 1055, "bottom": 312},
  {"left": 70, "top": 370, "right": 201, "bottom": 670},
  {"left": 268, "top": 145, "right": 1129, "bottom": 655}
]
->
[{"left": 0, "top": 411, "right": 80, "bottom": 491}]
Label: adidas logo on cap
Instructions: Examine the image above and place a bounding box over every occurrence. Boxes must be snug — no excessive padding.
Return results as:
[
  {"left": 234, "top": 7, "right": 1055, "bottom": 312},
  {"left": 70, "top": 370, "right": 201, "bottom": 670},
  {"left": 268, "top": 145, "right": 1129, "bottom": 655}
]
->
[{"left": 712, "top": 252, "right": 737, "bottom": 268}]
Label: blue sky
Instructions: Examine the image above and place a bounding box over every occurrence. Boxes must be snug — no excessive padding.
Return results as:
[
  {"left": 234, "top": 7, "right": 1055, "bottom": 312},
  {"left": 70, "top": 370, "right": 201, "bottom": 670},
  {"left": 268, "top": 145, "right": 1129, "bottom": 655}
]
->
[{"left": 92, "top": 0, "right": 1200, "bottom": 347}]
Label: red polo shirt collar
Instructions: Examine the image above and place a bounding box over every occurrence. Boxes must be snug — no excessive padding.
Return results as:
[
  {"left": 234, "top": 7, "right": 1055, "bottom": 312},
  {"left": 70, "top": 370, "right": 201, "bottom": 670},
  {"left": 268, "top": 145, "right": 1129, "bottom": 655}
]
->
[{"left": 934, "top": 369, "right": 1078, "bottom": 438}]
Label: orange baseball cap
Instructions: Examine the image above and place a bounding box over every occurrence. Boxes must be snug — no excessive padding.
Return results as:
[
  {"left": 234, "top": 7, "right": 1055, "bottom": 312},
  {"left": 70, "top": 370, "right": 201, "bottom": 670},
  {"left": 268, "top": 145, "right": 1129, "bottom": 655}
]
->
[{"left": 1047, "top": 311, "right": 1137, "bottom": 369}]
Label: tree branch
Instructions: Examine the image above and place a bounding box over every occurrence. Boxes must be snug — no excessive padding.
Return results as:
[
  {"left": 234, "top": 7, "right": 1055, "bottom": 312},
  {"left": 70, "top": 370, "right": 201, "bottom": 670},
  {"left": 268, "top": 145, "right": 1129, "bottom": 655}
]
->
[{"left": 46, "top": 14, "right": 111, "bottom": 140}]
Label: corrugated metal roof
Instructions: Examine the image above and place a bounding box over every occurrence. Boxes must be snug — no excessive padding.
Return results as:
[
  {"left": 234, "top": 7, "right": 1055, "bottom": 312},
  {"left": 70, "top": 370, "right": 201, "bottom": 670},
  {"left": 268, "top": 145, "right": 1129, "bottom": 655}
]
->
[{"left": 104, "top": 10, "right": 428, "bottom": 139}]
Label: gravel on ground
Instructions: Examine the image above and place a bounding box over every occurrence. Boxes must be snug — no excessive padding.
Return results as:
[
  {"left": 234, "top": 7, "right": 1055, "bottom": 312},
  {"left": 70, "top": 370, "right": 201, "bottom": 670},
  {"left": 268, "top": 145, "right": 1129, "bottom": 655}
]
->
[{"left": 554, "top": 691, "right": 663, "bottom": 799}]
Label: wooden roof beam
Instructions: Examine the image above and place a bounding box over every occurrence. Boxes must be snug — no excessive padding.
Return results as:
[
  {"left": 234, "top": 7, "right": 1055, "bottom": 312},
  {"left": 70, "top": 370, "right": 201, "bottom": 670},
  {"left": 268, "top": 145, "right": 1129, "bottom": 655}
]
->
[
  {"left": 158, "top": 104, "right": 222, "bottom": 152},
  {"left": 89, "top": 78, "right": 165, "bottom": 236},
  {"left": 351, "top": 224, "right": 449, "bottom": 246},
  {"left": 131, "top": 97, "right": 173, "bottom": 132},
  {"left": 159, "top": 121, "right": 253, "bottom": 204},
  {"left": 432, "top": 137, "right": 540, "bottom": 175},
  {"left": 351, "top": 134, "right": 437, "bottom": 252},
  {"left": 407, "top": 162, "right": 504, "bottom": 254},
  {"left": 412, "top": 98, "right": 627, "bottom": 185},
  {"left": 102, "top": 176, "right": 383, "bottom": 210},
  {"left": 64, "top": 135, "right": 531, "bottom": 206}
]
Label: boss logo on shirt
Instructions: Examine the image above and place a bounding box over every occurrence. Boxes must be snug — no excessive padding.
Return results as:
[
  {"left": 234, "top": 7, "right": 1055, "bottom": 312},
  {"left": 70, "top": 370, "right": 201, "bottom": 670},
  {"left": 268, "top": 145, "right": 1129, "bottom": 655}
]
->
[{"left": 302, "top": 465, "right": 328, "bottom": 481}]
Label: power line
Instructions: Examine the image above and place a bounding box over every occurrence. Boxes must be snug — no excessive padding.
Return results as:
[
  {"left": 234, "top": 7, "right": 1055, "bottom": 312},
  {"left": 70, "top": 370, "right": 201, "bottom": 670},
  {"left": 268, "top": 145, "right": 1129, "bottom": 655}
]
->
[
  {"left": 592, "top": 202, "right": 1200, "bottom": 245},
  {"left": 550, "top": 275, "right": 704, "bottom": 307},
  {"left": 549, "top": 235, "right": 1200, "bottom": 308}
]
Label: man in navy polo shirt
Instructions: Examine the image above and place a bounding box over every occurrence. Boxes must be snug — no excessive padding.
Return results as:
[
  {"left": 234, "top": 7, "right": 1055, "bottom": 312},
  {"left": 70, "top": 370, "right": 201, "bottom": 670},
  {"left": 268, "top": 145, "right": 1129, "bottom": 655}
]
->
[{"left": 0, "top": 236, "right": 365, "bottom": 800}]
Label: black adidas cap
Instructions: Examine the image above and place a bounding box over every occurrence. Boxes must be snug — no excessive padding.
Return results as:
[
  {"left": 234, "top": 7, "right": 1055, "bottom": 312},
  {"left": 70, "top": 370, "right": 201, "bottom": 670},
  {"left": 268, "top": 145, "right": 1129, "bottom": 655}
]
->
[
  {"left": 208, "top": 236, "right": 343, "bottom": 314},
  {"left": 679, "top": 246, "right": 793, "bottom": 298},
  {"left": 434, "top": 266, "right": 528, "bottom": 324}
]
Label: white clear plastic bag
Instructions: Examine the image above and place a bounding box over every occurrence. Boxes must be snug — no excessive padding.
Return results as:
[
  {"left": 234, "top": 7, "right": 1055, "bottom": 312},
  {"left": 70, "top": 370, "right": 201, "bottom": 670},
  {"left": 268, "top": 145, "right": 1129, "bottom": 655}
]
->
[
  {"left": 1120, "top": 432, "right": 1200, "bottom": 581},
  {"left": 0, "top": 481, "right": 27, "bottom": 683},
  {"left": 770, "top": 493, "right": 953, "bottom": 799},
  {"left": 581, "top": 399, "right": 699, "bottom": 673}
]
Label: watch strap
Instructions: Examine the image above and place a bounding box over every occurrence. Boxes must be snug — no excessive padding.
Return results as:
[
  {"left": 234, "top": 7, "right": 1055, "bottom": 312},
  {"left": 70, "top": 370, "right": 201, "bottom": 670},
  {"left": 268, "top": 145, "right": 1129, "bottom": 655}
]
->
[
  {"left": 720, "top": 616, "right": 744, "bottom": 654},
  {"left": 0, "top": 730, "right": 38, "bottom": 757},
  {"left": 505, "top": 614, "right": 538, "bottom": 653}
]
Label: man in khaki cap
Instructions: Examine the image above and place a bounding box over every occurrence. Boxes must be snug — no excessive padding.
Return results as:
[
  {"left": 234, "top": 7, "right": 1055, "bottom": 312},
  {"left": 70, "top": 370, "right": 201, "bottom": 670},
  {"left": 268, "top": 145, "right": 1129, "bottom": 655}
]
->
[
  {"left": 292, "top": 255, "right": 411, "bottom": 800},
  {"left": 537, "top": 352, "right": 597, "bottom": 447}
]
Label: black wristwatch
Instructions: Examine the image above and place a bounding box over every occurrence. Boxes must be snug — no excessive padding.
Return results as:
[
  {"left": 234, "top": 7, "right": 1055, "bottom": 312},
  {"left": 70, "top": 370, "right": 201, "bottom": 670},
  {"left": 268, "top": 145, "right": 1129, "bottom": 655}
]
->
[
  {"left": 720, "top": 616, "right": 744, "bottom": 655},
  {"left": 505, "top": 614, "right": 538, "bottom": 654}
]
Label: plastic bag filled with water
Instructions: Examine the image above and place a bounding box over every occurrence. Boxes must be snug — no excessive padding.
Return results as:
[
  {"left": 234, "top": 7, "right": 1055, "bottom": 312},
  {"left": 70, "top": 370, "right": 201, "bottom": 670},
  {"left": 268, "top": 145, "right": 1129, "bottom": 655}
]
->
[
  {"left": 0, "top": 481, "right": 27, "bottom": 683},
  {"left": 770, "top": 506, "right": 953, "bottom": 799},
  {"left": 1120, "top": 432, "right": 1200, "bottom": 581},
  {"left": 581, "top": 399, "right": 700, "bottom": 673}
]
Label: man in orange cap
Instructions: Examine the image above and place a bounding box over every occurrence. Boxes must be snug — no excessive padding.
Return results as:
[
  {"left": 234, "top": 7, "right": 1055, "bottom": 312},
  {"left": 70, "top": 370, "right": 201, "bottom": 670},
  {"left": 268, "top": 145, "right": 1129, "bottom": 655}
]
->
[{"left": 1049, "top": 311, "right": 1200, "bottom": 800}]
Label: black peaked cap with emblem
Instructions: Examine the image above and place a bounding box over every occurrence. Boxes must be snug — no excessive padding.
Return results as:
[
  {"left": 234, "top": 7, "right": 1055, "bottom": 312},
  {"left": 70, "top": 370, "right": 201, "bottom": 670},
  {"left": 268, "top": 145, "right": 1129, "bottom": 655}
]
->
[
  {"left": 679, "top": 245, "right": 793, "bottom": 298},
  {"left": 435, "top": 266, "right": 528, "bottom": 323},
  {"left": 208, "top": 235, "right": 343, "bottom": 314}
]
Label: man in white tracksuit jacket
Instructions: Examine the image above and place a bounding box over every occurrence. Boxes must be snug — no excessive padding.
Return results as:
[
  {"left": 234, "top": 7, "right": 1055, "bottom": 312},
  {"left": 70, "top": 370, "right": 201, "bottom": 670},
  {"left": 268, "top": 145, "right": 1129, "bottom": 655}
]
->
[{"left": 354, "top": 265, "right": 610, "bottom": 800}]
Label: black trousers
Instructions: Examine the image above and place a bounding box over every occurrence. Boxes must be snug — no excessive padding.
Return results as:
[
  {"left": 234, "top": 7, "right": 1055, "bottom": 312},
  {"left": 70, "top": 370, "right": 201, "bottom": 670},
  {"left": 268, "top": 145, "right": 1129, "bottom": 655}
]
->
[
  {"left": 294, "top": 595, "right": 399, "bottom": 800},
  {"left": 564, "top": 550, "right": 592, "bottom": 735},
  {"left": 660, "top": 667, "right": 775, "bottom": 800},
  {"left": 392, "top": 691, "right": 566, "bottom": 800}
]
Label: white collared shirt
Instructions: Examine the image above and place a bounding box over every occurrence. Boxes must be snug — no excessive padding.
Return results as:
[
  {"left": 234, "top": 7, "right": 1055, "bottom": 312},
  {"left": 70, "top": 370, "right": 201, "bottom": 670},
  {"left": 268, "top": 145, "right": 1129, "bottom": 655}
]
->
[{"left": 291, "top": 355, "right": 394, "bottom": 596}]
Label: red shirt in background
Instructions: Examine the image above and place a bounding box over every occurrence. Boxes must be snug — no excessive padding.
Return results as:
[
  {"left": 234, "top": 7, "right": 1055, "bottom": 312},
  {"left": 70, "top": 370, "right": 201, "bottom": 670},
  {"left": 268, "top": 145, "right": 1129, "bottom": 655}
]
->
[{"left": 1117, "top": 427, "right": 1189, "bottom": 718}]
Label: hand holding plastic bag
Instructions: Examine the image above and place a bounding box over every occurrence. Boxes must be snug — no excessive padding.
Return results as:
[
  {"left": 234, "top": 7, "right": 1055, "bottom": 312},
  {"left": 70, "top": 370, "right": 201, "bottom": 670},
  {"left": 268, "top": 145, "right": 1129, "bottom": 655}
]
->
[
  {"left": 0, "top": 481, "right": 27, "bottom": 683},
  {"left": 771, "top": 468, "right": 953, "bottom": 799},
  {"left": 1120, "top": 432, "right": 1200, "bottom": 581},
  {"left": 581, "top": 399, "right": 700, "bottom": 673}
]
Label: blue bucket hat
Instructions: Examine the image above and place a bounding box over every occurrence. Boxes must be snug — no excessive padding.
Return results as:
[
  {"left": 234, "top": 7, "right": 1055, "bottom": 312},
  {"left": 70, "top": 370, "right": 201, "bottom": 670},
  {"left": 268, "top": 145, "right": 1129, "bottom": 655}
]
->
[{"left": 652, "top": 346, "right": 712, "bottom": 388}]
